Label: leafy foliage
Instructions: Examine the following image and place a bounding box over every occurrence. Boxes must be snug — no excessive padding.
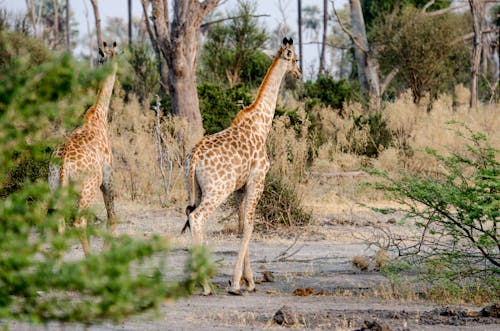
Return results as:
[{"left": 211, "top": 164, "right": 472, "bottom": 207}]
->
[
  {"left": 122, "top": 44, "right": 160, "bottom": 103},
  {"left": 257, "top": 174, "right": 312, "bottom": 230},
  {"left": 198, "top": 82, "right": 252, "bottom": 135},
  {"left": 302, "top": 75, "right": 358, "bottom": 110},
  {"left": 199, "top": 0, "right": 270, "bottom": 87},
  {"left": 372, "top": 7, "right": 470, "bottom": 103},
  {"left": 369, "top": 125, "right": 499, "bottom": 294},
  {"left": 0, "top": 31, "right": 213, "bottom": 324},
  {"left": 361, "top": 0, "right": 451, "bottom": 31},
  {"left": 350, "top": 112, "right": 392, "bottom": 157}
]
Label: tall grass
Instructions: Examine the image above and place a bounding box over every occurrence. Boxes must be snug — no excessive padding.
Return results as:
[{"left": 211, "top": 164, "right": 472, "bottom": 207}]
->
[{"left": 107, "top": 86, "right": 498, "bottom": 210}]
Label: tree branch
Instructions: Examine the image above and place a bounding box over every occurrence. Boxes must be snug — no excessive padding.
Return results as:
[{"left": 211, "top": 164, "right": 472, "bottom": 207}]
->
[
  {"left": 330, "top": 0, "right": 368, "bottom": 53},
  {"left": 380, "top": 68, "right": 399, "bottom": 95},
  {"left": 425, "top": 4, "right": 468, "bottom": 17},
  {"left": 422, "top": 0, "right": 435, "bottom": 13},
  {"left": 201, "top": 14, "right": 270, "bottom": 29}
]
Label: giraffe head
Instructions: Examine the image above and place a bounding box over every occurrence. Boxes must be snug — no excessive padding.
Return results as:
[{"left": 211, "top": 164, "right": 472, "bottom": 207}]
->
[
  {"left": 280, "top": 37, "right": 301, "bottom": 80},
  {"left": 98, "top": 41, "right": 117, "bottom": 64}
]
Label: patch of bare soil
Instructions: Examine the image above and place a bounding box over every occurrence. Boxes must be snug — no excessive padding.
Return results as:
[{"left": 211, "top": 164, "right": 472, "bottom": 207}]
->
[{"left": 6, "top": 203, "right": 500, "bottom": 331}]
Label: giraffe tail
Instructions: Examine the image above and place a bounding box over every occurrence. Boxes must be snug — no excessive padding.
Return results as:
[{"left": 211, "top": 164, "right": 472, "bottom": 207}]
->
[
  {"left": 181, "top": 205, "right": 196, "bottom": 234},
  {"left": 182, "top": 154, "right": 198, "bottom": 234}
]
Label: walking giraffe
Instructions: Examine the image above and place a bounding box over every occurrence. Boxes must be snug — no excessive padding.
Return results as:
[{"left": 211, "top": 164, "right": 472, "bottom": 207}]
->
[
  {"left": 182, "top": 37, "right": 301, "bottom": 295},
  {"left": 49, "top": 42, "right": 118, "bottom": 256}
]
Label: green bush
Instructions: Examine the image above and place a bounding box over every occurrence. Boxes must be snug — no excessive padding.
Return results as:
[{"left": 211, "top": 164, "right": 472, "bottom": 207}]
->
[
  {"left": 303, "top": 75, "right": 358, "bottom": 110},
  {"left": 122, "top": 44, "right": 160, "bottom": 103},
  {"left": 198, "top": 82, "right": 252, "bottom": 134},
  {"left": 350, "top": 112, "right": 392, "bottom": 157},
  {"left": 198, "top": 0, "right": 270, "bottom": 87},
  {"left": 0, "top": 32, "right": 213, "bottom": 325},
  {"left": 369, "top": 124, "right": 499, "bottom": 301},
  {"left": 256, "top": 174, "right": 312, "bottom": 230}
]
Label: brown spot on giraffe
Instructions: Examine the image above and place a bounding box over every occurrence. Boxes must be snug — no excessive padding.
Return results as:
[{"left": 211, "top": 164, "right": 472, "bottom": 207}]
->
[
  {"left": 48, "top": 41, "right": 118, "bottom": 256},
  {"left": 183, "top": 37, "right": 301, "bottom": 295}
]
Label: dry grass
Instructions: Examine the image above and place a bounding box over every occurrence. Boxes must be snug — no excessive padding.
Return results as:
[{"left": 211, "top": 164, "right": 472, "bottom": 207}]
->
[
  {"left": 352, "top": 255, "right": 370, "bottom": 271},
  {"left": 106, "top": 85, "right": 498, "bottom": 213},
  {"left": 109, "top": 89, "right": 187, "bottom": 206}
]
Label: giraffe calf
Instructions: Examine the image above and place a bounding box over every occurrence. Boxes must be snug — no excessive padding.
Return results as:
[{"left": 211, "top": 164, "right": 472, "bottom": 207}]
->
[{"left": 182, "top": 38, "right": 301, "bottom": 295}]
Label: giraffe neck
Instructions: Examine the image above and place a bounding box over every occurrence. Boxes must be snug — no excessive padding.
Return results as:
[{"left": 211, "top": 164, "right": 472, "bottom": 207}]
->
[
  {"left": 231, "top": 55, "right": 288, "bottom": 136},
  {"left": 87, "top": 62, "right": 118, "bottom": 125}
]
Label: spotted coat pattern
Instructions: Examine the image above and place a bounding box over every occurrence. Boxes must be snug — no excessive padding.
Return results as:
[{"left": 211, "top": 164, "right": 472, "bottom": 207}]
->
[
  {"left": 183, "top": 38, "right": 301, "bottom": 295},
  {"left": 49, "top": 42, "right": 118, "bottom": 256}
]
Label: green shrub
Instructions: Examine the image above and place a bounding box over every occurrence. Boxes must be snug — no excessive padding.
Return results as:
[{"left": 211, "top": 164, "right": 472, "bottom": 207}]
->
[
  {"left": 0, "top": 32, "right": 214, "bottom": 324},
  {"left": 369, "top": 124, "right": 499, "bottom": 301},
  {"left": 122, "top": 44, "right": 160, "bottom": 103},
  {"left": 256, "top": 174, "right": 312, "bottom": 230},
  {"left": 350, "top": 112, "right": 392, "bottom": 157},
  {"left": 198, "top": 82, "right": 252, "bottom": 134},
  {"left": 303, "top": 75, "right": 358, "bottom": 110},
  {"left": 198, "top": 0, "right": 269, "bottom": 87}
]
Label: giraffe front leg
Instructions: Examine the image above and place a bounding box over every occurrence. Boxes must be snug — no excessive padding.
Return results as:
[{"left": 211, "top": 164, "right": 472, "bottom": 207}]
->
[{"left": 101, "top": 163, "right": 117, "bottom": 250}]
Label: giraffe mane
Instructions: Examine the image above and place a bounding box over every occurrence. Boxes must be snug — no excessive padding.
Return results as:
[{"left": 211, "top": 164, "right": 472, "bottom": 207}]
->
[{"left": 231, "top": 47, "right": 285, "bottom": 126}]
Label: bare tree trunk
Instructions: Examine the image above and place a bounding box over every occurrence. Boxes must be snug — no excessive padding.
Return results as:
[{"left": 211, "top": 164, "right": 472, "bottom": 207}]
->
[
  {"left": 348, "top": 0, "right": 381, "bottom": 110},
  {"left": 297, "top": 0, "right": 303, "bottom": 76},
  {"left": 26, "top": 0, "right": 41, "bottom": 37},
  {"left": 318, "top": 0, "right": 328, "bottom": 76},
  {"left": 65, "top": 0, "right": 70, "bottom": 51},
  {"left": 51, "top": 0, "right": 58, "bottom": 49},
  {"left": 469, "top": 0, "right": 484, "bottom": 110},
  {"left": 140, "top": 0, "right": 168, "bottom": 93},
  {"left": 166, "top": 0, "right": 219, "bottom": 143},
  {"left": 128, "top": 0, "right": 132, "bottom": 46},
  {"left": 90, "top": 0, "right": 103, "bottom": 49},
  {"left": 83, "top": 0, "right": 93, "bottom": 65},
  {"left": 147, "top": 0, "right": 220, "bottom": 148}
]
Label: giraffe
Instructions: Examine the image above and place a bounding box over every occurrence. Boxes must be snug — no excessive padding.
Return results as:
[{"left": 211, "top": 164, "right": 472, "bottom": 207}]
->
[
  {"left": 49, "top": 41, "right": 118, "bottom": 256},
  {"left": 182, "top": 37, "right": 301, "bottom": 295}
]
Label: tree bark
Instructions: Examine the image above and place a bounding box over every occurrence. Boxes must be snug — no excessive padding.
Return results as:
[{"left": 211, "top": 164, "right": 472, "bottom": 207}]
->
[
  {"left": 348, "top": 0, "right": 381, "bottom": 110},
  {"left": 89, "top": 0, "right": 103, "bottom": 49},
  {"left": 66, "top": 0, "right": 70, "bottom": 51},
  {"left": 147, "top": 0, "right": 220, "bottom": 147},
  {"left": 469, "top": 0, "right": 484, "bottom": 109},
  {"left": 128, "top": 0, "right": 132, "bottom": 46},
  {"left": 51, "top": 0, "right": 58, "bottom": 49},
  {"left": 298, "top": 0, "right": 303, "bottom": 76},
  {"left": 318, "top": 0, "right": 328, "bottom": 76}
]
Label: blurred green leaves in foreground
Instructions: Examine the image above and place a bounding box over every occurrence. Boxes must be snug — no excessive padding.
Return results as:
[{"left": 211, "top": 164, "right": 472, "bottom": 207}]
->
[{"left": 0, "top": 30, "right": 214, "bottom": 324}]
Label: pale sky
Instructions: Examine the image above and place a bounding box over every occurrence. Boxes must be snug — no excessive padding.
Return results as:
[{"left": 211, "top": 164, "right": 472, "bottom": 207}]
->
[{"left": 1, "top": 0, "right": 347, "bottom": 79}]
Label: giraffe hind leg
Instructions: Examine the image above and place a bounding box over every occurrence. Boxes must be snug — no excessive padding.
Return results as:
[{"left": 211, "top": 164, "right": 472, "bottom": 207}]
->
[{"left": 101, "top": 164, "right": 116, "bottom": 250}]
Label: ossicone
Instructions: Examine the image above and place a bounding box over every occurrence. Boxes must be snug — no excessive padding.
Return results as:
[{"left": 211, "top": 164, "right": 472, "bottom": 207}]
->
[{"left": 282, "top": 37, "right": 293, "bottom": 46}]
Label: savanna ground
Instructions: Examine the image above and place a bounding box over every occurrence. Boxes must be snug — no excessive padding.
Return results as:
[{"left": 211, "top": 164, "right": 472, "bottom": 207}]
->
[
  {"left": 5, "top": 88, "right": 500, "bottom": 331},
  {"left": 6, "top": 185, "right": 500, "bottom": 331}
]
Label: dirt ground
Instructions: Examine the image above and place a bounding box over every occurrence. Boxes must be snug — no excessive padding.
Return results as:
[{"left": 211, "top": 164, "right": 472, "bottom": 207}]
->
[{"left": 6, "top": 196, "right": 500, "bottom": 331}]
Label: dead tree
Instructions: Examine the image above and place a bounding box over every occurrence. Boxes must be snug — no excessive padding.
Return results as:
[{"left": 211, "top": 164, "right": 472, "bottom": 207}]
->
[
  {"left": 142, "top": 0, "right": 220, "bottom": 147},
  {"left": 318, "top": 0, "right": 328, "bottom": 75},
  {"left": 89, "top": 0, "right": 103, "bottom": 50}
]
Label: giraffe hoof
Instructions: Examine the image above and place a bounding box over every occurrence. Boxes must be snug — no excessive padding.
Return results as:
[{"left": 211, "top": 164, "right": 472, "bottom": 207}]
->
[{"left": 228, "top": 289, "right": 243, "bottom": 296}]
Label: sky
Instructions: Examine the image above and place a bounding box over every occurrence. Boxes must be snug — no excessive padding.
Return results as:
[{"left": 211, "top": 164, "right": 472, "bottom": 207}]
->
[{"left": 1, "top": 0, "right": 347, "bottom": 79}]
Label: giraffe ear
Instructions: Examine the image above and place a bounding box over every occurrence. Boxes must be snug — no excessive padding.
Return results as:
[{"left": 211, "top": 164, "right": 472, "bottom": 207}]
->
[
  {"left": 98, "top": 48, "right": 105, "bottom": 57},
  {"left": 288, "top": 38, "right": 293, "bottom": 45},
  {"left": 103, "top": 41, "right": 107, "bottom": 48},
  {"left": 282, "top": 37, "right": 289, "bottom": 46},
  {"left": 112, "top": 41, "right": 117, "bottom": 48}
]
